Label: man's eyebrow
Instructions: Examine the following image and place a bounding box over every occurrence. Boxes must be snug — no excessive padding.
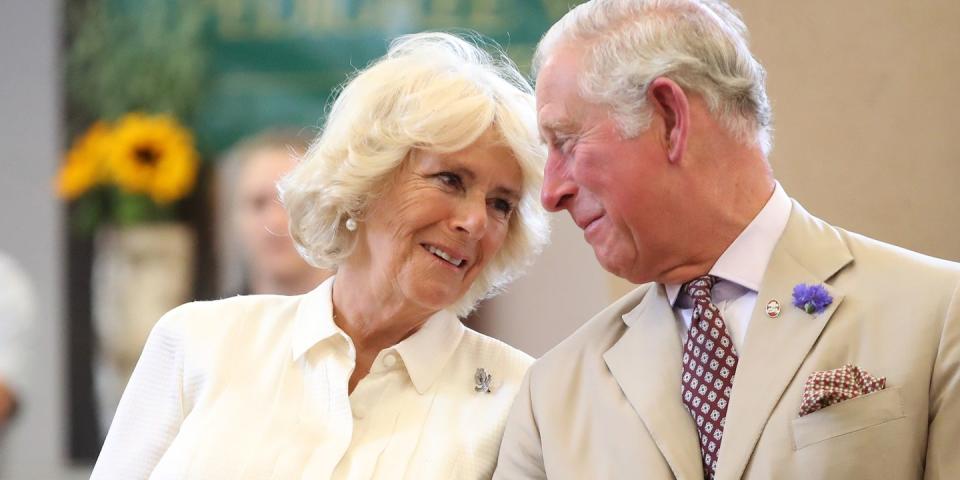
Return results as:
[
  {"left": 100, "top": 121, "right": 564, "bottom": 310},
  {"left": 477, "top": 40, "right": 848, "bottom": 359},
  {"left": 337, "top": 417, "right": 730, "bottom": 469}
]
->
[{"left": 539, "top": 117, "right": 577, "bottom": 137}]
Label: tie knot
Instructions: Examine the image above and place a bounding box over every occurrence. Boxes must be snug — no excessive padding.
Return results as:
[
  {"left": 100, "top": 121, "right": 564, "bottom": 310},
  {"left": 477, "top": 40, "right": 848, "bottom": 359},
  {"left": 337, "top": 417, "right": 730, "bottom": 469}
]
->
[{"left": 684, "top": 275, "right": 717, "bottom": 301}]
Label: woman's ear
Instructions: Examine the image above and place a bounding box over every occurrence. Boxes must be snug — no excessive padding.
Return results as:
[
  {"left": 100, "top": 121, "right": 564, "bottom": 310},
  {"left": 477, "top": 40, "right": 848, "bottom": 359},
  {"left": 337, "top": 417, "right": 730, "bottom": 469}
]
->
[{"left": 646, "top": 77, "right": 689, "bottom": 164}]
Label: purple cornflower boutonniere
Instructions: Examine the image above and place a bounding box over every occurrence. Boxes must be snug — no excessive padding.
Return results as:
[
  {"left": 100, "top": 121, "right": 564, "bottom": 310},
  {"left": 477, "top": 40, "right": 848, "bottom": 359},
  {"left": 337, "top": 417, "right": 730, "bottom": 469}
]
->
[{"left": 792, "top": 283, "right": 833, "bottom": 314}]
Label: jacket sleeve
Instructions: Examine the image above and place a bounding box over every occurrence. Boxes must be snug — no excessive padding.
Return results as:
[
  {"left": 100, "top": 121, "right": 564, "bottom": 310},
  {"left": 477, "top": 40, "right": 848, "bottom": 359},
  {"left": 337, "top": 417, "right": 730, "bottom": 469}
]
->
[
  {"left": 925, "top": 280, "right": 960, "bottom": 478},
  {"left": 493, "top": 366, "right": 547, "bottom": 480},
  {"left": 90, "top": 304, "right": 188, "bottom": 479}
]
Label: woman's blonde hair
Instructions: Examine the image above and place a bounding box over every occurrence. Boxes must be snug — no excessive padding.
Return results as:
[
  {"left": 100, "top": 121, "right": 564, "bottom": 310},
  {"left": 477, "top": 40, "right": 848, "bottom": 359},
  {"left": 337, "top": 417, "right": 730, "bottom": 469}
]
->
[{"left": 279, "top": 32, "right": 549, "bottom": 317}]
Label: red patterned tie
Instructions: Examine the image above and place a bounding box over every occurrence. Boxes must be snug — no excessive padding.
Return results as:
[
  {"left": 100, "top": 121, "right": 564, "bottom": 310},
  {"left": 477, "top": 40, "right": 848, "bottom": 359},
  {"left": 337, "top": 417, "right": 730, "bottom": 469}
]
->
[{"left": 680, "top": 275, "right": 739, "bottom": 480}]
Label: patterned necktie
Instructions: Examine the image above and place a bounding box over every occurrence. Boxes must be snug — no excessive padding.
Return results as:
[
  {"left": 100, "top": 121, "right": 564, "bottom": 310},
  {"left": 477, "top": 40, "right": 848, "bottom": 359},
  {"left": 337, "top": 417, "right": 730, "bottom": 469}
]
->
[{"left": 680, "top": 275, "right": 739, "bottom": 480}]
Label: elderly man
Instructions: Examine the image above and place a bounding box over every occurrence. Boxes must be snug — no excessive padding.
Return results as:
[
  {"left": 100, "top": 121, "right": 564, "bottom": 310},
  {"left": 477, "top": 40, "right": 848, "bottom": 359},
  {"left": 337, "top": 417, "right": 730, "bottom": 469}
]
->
[{"left": 494, "top": 1, "right": 960, "bottom": 479}]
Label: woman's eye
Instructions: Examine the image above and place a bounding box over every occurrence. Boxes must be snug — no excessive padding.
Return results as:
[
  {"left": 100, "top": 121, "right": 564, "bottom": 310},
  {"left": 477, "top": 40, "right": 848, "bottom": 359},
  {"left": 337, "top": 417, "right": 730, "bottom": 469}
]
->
[
  {"left": 436, "top": 172, "right": 463, "bottom": 190},
  {"left": 490, "top": 198, "right": 514, "bottom": 217}
]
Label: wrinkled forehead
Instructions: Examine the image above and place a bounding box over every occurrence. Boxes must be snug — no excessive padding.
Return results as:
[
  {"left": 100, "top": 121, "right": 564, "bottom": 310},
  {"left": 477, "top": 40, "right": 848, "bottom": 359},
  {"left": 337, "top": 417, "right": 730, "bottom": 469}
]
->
[
  {"left": 534, "top": 48, "right": 594, "bottom": 134},
  {"left": 535, "top": 42, "right": 584, "bottom": 94}
]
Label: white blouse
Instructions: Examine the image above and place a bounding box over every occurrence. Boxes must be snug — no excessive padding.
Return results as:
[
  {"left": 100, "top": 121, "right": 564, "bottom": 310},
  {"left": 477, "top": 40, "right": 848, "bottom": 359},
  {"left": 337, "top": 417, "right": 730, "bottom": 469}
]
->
[{"left": 91, "top": 277, "right": 533, "bottom": 479}]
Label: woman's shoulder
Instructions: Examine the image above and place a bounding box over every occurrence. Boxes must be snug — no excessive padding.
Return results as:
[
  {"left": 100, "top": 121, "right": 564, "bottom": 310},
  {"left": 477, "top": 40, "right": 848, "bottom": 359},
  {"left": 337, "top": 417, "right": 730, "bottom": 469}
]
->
[
  {"left": 155, "top": 294, "right": 304, "bottom": 343},
  {"left": 145, "top": 294, "right": 310, "bottom": 388}
]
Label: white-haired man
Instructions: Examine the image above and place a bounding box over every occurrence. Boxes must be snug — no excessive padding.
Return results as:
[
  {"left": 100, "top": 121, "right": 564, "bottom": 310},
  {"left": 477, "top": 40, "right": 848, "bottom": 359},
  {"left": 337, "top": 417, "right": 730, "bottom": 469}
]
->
[{"left": 494, "top": 1, "right": 960, "bottom": 479}]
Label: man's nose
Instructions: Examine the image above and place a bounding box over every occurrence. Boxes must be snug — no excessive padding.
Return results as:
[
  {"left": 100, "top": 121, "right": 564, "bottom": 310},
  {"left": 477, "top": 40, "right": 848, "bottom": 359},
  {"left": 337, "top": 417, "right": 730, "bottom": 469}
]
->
[{"left": 540, "top": 151, "right": 577, "bottom": 212}]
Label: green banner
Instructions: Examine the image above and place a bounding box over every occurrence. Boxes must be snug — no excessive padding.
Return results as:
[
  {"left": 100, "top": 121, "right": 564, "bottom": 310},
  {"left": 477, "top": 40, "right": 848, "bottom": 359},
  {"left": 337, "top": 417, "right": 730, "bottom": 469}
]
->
[{"left": 192, "top": 0, "right": 576, "bottom": 154}]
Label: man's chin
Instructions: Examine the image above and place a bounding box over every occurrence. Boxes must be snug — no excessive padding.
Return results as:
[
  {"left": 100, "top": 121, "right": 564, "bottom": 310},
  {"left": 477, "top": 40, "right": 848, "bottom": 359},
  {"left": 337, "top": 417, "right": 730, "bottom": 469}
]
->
[
  {"left": 594, "top": 250, "right": 628, "bottom": 279},
  {"left": 594, "top": 250, "right": 651, "bottom": 285}
]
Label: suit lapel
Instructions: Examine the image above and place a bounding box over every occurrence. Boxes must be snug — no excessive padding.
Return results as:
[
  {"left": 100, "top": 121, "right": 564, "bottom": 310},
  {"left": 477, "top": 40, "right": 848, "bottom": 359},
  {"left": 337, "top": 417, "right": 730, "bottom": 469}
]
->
[
  {"left": 716, "top": 201, "right": 853, "bottom": 480},
  {"left": 604, "top": 284, "right": 704, "bottom": 480}
]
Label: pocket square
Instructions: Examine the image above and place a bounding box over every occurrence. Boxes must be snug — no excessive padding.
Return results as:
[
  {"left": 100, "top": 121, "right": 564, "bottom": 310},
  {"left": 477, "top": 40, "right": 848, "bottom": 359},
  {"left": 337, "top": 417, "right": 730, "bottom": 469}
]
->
[{"left": 798, "top": 364, "right": 886, "bottom": 417}]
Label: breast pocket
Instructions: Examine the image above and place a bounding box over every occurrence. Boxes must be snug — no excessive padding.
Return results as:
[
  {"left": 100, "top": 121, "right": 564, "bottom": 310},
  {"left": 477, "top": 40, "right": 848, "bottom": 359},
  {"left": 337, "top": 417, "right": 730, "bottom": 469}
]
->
[{"left": 791, "top": 386, "right": 905, "bottom": 450}]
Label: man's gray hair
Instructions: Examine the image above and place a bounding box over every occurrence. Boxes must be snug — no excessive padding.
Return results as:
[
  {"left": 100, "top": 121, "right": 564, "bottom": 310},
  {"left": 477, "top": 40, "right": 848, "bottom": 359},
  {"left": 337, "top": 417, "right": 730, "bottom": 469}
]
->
[{"left": 534, "top": 0, "right": 773, "bottom": 155}]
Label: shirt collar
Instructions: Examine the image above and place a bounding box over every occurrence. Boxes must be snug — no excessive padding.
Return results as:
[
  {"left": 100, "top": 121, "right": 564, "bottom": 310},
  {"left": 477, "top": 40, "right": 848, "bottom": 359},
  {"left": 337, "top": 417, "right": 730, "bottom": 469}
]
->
[
  {"left": 666, "top": 182, "right": 792, "bottom": 305},
  {"left": 291, "top": 275, "right": 342, "bottom": 361},
  {"left": 291, "top": 275, "right": 466, "bottom": 394},
  {"left": 392, "top": 309, "right": 465, "bottom": 394}
]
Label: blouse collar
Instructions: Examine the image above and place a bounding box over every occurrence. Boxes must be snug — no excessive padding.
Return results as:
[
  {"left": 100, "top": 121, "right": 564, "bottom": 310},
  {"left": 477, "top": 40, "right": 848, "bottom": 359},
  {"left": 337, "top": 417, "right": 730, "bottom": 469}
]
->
[{"left": 291, "top": 275, "right": 465, "bottom": 394}]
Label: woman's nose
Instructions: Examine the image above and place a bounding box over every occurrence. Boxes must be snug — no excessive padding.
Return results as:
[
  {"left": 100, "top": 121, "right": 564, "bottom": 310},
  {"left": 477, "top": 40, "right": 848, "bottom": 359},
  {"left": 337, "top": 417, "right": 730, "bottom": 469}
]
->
[{"left": 451, "top": 196, "right": 488, "bottom": 239}]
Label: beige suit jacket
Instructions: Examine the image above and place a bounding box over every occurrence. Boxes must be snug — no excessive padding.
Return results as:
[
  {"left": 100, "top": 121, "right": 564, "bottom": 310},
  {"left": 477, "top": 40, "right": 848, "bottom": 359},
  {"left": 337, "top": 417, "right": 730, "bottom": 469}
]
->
[{"left": 494, "top": 201, "right": 960, "bottom": 479}]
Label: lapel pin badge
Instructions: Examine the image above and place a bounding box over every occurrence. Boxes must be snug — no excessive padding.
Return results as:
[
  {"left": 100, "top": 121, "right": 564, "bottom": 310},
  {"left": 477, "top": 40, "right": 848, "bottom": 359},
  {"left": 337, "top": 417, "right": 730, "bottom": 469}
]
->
[
  {"left": 474, "top": 368, "right": 493, "bottom": 393},
  {"left": 765, "top": 299, "right": 782, "bottom": 318}
]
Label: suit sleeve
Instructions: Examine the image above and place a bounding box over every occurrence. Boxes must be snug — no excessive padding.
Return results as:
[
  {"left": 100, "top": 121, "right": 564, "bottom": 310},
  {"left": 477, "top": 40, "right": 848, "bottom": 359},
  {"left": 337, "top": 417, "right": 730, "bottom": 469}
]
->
[
  {"left": 493, "top": 366, "right": 547, "bottom": 480},
  {"left": 925, "top": 280, "right": 960, "bottom": 478},
  {"left": 90, "top": 305, "right": 188, "bottom": 479}
]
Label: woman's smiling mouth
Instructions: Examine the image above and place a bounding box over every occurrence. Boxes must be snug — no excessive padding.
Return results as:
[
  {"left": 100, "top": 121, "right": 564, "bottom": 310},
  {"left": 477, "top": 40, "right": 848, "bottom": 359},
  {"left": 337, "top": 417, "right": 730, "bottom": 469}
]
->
[{"left": 421, "top": 243, "right": 467, "bottom": 268}]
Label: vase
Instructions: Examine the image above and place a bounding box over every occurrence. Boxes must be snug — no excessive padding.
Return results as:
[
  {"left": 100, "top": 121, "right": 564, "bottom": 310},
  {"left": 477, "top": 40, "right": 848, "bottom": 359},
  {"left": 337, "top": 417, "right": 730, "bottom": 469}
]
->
[{"left": 91, "top": 222, "right": 194, "bottom": 436}]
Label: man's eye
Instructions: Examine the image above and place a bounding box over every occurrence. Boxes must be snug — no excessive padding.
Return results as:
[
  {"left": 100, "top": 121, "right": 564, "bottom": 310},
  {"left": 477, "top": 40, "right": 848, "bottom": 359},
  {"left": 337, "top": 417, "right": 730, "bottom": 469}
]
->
[
  {"left": 436, "top": 172, "right": 464, "bottom": 190},
  {"left": 553, "top": 136, "right": 573, "bottom": 153}
]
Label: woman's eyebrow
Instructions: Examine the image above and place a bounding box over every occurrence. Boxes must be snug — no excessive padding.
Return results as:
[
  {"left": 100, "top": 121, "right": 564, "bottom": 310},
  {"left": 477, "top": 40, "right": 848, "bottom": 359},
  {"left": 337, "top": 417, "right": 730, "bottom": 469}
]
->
[
  {"left": 435, "top": 158, "right": 520, "bottom": 199},
  {"left": 491, "top": 185, "right": 521, "bottom": 202}
]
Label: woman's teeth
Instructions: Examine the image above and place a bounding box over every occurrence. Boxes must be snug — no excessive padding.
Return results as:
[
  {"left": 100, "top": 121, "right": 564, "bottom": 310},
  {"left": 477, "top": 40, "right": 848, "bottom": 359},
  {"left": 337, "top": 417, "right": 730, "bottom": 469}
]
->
[{"left": 426, "top": 245, "right": 464, "bottom": 267}]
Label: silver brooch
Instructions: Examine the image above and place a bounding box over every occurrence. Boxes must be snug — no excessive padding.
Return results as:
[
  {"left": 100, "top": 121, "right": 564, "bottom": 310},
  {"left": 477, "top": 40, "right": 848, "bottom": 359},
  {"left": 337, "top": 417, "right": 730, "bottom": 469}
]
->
[{"left": 474, "top": 368, "right": 493, "bottom": 393}]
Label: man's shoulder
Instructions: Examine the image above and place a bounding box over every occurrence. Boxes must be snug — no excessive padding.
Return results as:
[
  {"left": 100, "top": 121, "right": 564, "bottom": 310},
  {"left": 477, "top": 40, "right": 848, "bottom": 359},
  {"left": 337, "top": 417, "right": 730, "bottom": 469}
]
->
[
  {"left": 528, "top": 282, "right": 656, "bottom": 376},
  {"left": 837, "top": 226, "right": 960, "bottom": 278},
  {"left": 791, "top": 200, "right": 959, "bottom": 279},
  {"left": 791, "top": 208, "right": 960, "bottom": 317}
]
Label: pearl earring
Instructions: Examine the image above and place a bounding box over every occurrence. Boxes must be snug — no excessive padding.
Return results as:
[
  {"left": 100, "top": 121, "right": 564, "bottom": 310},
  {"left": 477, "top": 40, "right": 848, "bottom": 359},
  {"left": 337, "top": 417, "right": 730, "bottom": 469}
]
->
[{"left": 345, "top": 218, "right": 358, "bottom": 231}]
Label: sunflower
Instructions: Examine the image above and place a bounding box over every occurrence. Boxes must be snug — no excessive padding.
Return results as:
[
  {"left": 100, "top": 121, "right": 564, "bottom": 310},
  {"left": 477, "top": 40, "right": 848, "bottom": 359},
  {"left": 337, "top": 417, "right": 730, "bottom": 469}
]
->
[
  {"left": 56, "top": 121, "right": 112, "bottom": 199},
  {"left": 106, "top": 113, "right": 199, "bottom": 204}
]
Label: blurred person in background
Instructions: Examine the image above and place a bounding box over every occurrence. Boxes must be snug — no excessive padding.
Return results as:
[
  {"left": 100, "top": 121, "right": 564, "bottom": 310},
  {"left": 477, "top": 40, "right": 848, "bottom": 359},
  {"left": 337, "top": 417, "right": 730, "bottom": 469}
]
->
[
  {"left": 0, "top": 252, "right": 34, "bottom": 428},
  {"left": 91, "top": 31, "right": 549, "bottom": 479},
  {"left": 218, "top": 129, "right": 333, "bottom": 296}
]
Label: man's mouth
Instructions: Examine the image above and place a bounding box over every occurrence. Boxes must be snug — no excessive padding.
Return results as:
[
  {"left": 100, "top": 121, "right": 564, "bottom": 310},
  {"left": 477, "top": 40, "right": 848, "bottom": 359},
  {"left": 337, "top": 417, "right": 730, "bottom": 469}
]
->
[
  {"left": 422, "top": 243, "right": 466, "bottom": 268},
  {"left": 577, "top": 214, "right": 603, "bottom": 231}
]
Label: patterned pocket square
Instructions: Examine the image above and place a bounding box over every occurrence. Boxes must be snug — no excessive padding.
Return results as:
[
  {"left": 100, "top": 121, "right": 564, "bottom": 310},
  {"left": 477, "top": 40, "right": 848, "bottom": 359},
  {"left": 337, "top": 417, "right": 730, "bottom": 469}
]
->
[{"left": 798, "top": 364, "right": 886, "bottom": 417}]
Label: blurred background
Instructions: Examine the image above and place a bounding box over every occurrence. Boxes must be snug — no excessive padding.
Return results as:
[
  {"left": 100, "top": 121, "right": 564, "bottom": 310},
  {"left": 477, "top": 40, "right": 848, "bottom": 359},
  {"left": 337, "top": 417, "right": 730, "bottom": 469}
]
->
[{"left": 1, "top": 0, "right": 958, "bottom": 478}]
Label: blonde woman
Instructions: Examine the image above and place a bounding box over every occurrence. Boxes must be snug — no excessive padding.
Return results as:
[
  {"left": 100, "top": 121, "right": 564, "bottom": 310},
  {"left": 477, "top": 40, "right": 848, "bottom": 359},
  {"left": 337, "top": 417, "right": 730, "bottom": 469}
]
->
[{"left": 92, "top": 32, "right": 549, "bottom": 479}]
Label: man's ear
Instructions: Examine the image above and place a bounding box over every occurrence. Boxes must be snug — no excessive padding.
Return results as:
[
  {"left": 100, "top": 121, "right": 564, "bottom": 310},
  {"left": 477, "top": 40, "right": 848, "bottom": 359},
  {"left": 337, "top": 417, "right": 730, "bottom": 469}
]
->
[{"left": 646, "top": 77, "right": 689, "bottom": 164}]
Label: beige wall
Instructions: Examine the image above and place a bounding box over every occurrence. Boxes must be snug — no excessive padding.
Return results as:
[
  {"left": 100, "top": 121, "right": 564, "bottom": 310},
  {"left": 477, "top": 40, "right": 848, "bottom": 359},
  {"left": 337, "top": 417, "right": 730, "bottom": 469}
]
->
[
  {"left": 479, "top": 0, "right": 960, "bottom": 355},
  {"left": 744, "top": 0, "right": 960, "bottom": 262},
  {"left": 472, "top": 215, "right": 611, "bottom": 357}
]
